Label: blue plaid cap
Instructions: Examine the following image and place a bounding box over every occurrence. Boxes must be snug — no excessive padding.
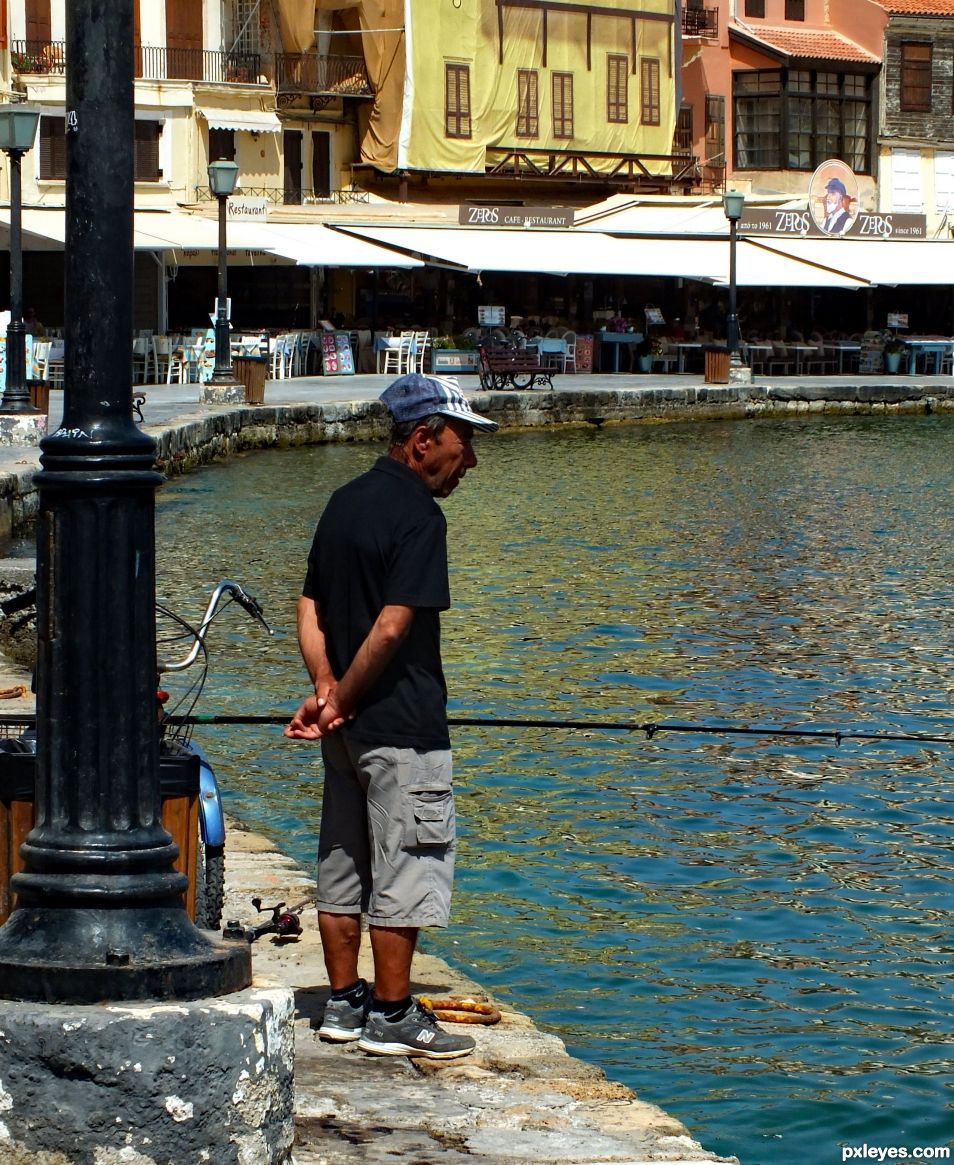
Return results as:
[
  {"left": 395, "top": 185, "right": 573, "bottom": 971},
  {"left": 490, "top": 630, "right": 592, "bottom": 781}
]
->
[{"left": 379, "top": 373, "right": 498, "bottom": 431}]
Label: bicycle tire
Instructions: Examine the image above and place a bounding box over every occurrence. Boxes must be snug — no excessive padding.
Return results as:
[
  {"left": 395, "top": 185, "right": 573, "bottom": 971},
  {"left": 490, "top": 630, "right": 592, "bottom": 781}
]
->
[
  {"left": 194, "top": 840, "right": 225, "bottom": 930},
  {"left": 510, "top": 372, "right": 534, "bottom": 390}
]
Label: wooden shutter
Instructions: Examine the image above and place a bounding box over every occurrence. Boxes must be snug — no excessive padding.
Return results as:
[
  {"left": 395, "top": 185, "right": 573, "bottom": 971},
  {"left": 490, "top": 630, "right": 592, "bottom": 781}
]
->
[
  {"left": 312, "top": 131, "right": 331, "bottom": 199},
  {"left": 284, "top": 130, "right": 303, "bottom": 205},
  {"left": 39, "top": 116, "right": 65, "bottom": 180},
  {"left": 641, "top": 58, "right": 660, "bottom": 125},
  {"left": 25, "top": 0, "right": 51, "bottom": 44},
  {"left": 607, "top": 55, "right": 628, "bottom": 123},
  {"left": 552, "top": 73, "right": 574, "bottom": 139},
  {"left": 516, "top": 70, "right": 538, "bottom": 138},
  {"left": 166, "top": 0, "right": 202, "bottom": 79},
  {"left": 445, "top": 64, "right": 472, "bottom": 139},
  {"left": 134, "top": 121, "right": 161, "bottom": 181}
]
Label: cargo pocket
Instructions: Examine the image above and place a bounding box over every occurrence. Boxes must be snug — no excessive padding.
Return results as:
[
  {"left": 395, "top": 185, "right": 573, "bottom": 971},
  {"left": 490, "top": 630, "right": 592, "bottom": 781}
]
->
[{"left": 403, "top": 761, "right": 455, "bottom": 849}]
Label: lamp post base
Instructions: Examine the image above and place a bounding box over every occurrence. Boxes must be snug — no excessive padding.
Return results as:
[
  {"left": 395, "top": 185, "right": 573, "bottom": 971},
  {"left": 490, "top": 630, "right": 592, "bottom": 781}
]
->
[
  {"left": 202, "top": 380, "right": 246, "bottom": 405},
  {"left": 729, "top": 362, "right": 753, "bottom": 386}
]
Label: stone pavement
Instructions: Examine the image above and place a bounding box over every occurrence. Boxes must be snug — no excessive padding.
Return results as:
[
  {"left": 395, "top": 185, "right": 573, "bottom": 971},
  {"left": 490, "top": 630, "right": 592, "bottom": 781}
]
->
[{"left": 224, "top": 820, "right": 737, "bottom": 1165}]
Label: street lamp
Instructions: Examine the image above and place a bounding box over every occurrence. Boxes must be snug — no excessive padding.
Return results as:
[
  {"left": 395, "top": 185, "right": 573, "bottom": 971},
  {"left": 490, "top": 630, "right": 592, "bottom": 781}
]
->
[
  {"left": 0, "top": 104, "right": 40, "bottom": 412},
  {"left": 723, "top": 189, "right": 745, "bottom": 369},
  {"left": 208, "top": 158, "right": 239, "bottom": 386}
]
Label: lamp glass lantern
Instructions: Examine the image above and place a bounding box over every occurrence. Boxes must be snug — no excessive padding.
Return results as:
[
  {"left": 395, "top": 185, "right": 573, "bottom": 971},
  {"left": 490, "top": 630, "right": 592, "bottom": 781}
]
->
[
  {"left": 0, "top": 106, "right": 40, "bottom": 154},
  {"left": 207, "top": 159, "right": 239, "bottom": 198},
  {"left": 723, "top": 190, "right": 745, "bottom": 223}
]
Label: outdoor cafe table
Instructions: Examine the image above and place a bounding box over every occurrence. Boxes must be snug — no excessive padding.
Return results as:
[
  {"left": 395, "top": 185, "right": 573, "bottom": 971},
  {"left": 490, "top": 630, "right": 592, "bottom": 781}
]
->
[
  {"left": 827, "top": 341, "right": 861, "bottom": 373},
  {"left": 676, "top": 342, "right": 702, "bottom": 373},
  {"left": 901, "top": 337, "right": 954, "bottom": 375},
  {"left": 597, "top": 331, "right": 643, "bottom": 372}
]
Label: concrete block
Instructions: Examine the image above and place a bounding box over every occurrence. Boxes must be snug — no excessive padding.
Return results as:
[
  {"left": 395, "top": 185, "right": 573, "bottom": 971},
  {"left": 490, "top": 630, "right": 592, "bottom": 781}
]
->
[
  {"left": 0, "top": 415, "right": 46, "bottom": 448},
  {"left": 0, "top": 981, "right": 294, "bottom": 1164},
  {"left": 201, "top": 384, "right": 246, "bottom": 406}
]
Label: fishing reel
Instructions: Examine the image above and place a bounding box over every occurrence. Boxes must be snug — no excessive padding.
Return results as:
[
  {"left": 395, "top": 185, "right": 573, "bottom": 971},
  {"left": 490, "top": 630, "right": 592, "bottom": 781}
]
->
[{"left": 222, "top": 896, "right": 310, "bottom": 944}]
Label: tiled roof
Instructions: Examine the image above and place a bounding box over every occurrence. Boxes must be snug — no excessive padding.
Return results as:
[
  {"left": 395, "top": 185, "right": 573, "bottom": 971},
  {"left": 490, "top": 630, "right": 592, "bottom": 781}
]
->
[
  {"left": 874, "top": 0, "right": 954, "bottom": 13},
  {"left": 731, "top": 24, "right": 880, "bottom": 62}
]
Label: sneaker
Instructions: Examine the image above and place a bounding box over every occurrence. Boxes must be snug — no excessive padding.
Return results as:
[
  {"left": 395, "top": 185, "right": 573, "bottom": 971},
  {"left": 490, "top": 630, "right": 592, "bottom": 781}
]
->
[
  {"left": 357, "top": 999, "right": 476, "bottom": 1060},
  {"left": 319, "top": 983, "right": 371, "bottom": 1042}
]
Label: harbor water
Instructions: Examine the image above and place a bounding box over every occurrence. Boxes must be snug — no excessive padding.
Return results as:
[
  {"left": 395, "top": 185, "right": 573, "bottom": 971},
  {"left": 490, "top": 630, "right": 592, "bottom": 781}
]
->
[{"left": 154, "top": 415, "right": 954, "bottom": 1165}]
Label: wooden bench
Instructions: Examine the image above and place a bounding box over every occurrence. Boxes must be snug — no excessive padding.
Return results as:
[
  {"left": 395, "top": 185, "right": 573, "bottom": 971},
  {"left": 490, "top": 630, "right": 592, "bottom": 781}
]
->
[{"left": 478, "top": 346, "right": 554, "bottom": 391}]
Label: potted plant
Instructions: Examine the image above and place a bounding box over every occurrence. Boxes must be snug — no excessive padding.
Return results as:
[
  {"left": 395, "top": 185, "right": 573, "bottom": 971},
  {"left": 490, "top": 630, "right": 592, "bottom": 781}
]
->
[
  {"left": 634, "top": 337, "right": 655, "bottom": 373},
  {"left": 882, "top": 335, "right": 905, "bottom": 374}
]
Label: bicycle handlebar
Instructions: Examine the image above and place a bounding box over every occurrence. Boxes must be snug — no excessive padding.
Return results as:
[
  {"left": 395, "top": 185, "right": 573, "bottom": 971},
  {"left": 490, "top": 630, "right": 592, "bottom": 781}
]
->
[{"left": 158, "top": 579, "right": 272, "bottom": 673}]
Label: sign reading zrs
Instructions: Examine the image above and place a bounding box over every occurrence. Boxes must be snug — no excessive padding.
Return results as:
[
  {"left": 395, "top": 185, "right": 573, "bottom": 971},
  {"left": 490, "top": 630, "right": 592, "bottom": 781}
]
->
[{"left": 459, "top": 205, "right": 574, "bottom": 228}]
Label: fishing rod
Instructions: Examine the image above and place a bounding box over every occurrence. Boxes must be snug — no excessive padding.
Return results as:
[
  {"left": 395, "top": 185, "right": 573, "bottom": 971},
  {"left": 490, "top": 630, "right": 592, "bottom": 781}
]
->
[{"left": 166, "top": 713, "right": 954, "bottom": 747}]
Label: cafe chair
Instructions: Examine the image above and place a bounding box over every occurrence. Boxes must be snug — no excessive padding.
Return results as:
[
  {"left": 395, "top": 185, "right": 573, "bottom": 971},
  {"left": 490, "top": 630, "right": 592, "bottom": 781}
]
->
[
  {"left": 42, "top": 339, "right": 65, "bottom": 388},
  {"left": 132, "top": 335, "right": 155, "bottom": 384},
  {"left": 562, "top": 331, "right": 577, "bottom": 373},
  {"left": 413, "top": 331, "right": 430, "bottom": 373},
  {"left": 382, "top": 332, "right": 415, "bottom": 376},
  {"left": 153, "top": 335, "right": 188, "bottom": 384},
  {"left": 768, "top": 342, "right": 793, "bottom": 375},
  {"left": 269, "top": 334, "right": 292, "bottom": 380}
]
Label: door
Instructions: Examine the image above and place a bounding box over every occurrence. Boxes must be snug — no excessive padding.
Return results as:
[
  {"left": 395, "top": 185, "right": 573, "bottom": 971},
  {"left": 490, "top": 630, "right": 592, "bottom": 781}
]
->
[
  {"left": 312, "top": 131, "right": 331, "bottom": 199},
  {"left": 284, "top": 130, "right": 303, "bottom": 205},
  {"left": 165, "top": 0, "right": 203, "bottom": 80}
]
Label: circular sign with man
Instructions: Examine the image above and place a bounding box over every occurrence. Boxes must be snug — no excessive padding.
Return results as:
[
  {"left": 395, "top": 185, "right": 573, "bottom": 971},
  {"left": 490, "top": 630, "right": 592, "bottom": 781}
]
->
[{"left": 809, "top": 160, "right": 859, "bottom": 236}]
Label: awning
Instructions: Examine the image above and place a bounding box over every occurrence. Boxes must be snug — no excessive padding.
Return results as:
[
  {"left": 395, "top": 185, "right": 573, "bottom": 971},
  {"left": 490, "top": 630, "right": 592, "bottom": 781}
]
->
[
  {"left": 332, "top": 225, "right": 723, "bottom": 279},
  {"left": 332, "top": 224, "right": 867, "bottom": 287},
  {"left": 196, "top": 105, "right": 282, "bottom": 134},
  {"left": 255, "top": 223, "right": 424, "bottom": 267},
  {"left": 751, "top": 236, "right": 954, "bottom": 287}
]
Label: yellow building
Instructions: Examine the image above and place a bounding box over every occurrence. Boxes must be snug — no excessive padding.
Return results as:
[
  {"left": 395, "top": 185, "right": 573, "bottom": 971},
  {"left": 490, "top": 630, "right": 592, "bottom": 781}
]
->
[{"left": 352, "top": 0, "right": 679, "bottom": 193}]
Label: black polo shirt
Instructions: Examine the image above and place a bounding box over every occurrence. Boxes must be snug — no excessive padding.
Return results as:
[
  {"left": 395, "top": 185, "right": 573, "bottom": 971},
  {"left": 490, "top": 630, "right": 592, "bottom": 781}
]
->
[{"left": 302, "top": 456, "right": 451, "bottom": 750}]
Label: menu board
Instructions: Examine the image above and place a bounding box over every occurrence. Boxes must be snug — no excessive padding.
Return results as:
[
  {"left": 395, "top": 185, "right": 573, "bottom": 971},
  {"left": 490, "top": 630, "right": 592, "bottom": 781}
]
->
[{"left": 320, "top": 331, "right": 355, "bottom": 376}]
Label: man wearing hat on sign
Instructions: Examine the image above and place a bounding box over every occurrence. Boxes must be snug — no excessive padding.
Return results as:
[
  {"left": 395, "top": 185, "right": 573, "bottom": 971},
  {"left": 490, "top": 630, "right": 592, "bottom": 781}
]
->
[
  {"left": 821, "top": 176, "right": 854, "bottom": 234},
  {"left": 285, "top": 373, "right": 497, "bottom": 1060}
]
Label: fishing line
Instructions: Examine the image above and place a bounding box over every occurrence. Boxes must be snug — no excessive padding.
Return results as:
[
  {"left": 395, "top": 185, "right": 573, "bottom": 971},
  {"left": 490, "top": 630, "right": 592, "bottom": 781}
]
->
[{"left": 166, "top": 714, "right": 954, "bottom": 747}]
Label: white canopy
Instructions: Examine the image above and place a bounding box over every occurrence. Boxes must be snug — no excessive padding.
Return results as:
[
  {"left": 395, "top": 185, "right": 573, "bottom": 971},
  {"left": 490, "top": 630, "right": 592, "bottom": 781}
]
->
[
  {"left": 332, "top": 224, "right": 868, "bottom": 287},
  {"left": 256, "top": 223, "right": 424, "bottom": 267},
  {"left": 195, "top": 105, "right": 282, "bottom": 134},
  {"left": 753, "top": 236, "right": 954, "bottom": 287}
]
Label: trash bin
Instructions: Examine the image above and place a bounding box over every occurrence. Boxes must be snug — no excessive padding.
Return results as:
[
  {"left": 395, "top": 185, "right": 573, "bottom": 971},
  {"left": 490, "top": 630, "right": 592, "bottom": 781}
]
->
[
  {"left": 27, "top": 380, "right": 50, "bottom": 413},
  {"left": 703, "top": 345, "right": 730, "bottom": 384},
  {"left": 233, "top": 356, "right": 267, "bottom": 405}
]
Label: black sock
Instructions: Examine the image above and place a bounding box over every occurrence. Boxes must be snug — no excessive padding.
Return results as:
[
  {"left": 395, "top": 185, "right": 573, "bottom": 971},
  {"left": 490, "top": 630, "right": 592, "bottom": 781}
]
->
[
  {"left": 371, "top": 994, "right": 412, "bottom": 1021},
  {"left": 331, "top": 978, "right": 368, "bottom": 1005}
]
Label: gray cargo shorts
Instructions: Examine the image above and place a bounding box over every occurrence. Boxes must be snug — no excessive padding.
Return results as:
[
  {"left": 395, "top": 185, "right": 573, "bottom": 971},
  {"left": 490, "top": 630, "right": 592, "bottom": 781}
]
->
[{"left": 316, "top": 732, "right": 456, "bottom": 928}]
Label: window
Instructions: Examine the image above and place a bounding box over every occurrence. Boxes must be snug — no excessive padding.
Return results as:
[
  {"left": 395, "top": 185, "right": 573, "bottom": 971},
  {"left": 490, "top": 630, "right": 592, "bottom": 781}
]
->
[
  {"left": 705, "top": 94, "right": 725, "bottom": 165},
  {"left": 934, "top": 151, "right": 954, "bottom": 213},
  {"left": 41, "top": 117, "right": 162, "bottom": 180},
  {"left": 232, "top": 0, "right": 260, "bottom": 55},
  {"left": 640, "top": 58, "right": 660, "bottom": 125},
  {"left": 744, "top": 0, "right": 764, "bottom": 15},
  {"left": 312, "top": 130, "right": 331, "bottom": 199},
  {"left": 785, "top": 0, "right": 805, "bottom": 20},
  {"left": 552, "top": 72, "right": 574, "bottom": 138},
  {"left": 516, "top": 69, "right": 539, "bottom": 137},
  {"left": 673, "top": 106, "right": 693, "bottom": 155},
  {"left": 208, "top": 128, "right": 235, "bottom": 163},
  {"left": 900, "top": 42, "right": 932, "bottom": 112},
  {"left": 607, "top": 55, "right": 628, "bottom": 123},
  {"left": 445, "top": 63, "right": 472, "bottom": 139},
  {"left": 733, "top": 69, "right": 872, "bottom": 172},
  {"left": 891, "top": 148, "right": 921, "bottom": 212}
]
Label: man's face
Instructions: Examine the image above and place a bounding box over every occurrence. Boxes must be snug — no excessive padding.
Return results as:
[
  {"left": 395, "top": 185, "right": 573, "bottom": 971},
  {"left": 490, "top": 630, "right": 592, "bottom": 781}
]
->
[
  {"left": 826, "top": 189, "right": 841, "bottom": 213},
  {"left": 421, "top": 417, "right": 478, "bottom": 498}
]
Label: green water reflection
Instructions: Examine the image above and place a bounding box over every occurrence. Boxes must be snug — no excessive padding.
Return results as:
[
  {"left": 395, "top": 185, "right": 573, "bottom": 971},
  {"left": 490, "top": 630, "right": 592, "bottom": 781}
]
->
[{"left": 155, "top": 417, "right": 954, "bottom": 1165}]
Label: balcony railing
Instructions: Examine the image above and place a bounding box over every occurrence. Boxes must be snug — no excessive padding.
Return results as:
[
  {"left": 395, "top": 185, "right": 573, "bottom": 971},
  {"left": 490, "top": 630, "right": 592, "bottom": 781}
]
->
[
  {"left": 681, "top": 7, "right": 719, "bottom": 37},
  {"left": 11, "top": 40, "right": 262, "bottom": 84},
  {"left": 192, "top": 185, "right": 371, "bottom": 206},
  {"left": 275, "top": 54, "right": 372, "bottom": 97}
]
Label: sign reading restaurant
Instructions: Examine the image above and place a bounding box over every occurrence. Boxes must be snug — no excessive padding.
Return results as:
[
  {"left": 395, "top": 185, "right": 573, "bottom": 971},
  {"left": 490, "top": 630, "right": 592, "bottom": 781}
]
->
[
  {"left": 740, "top": 160, "right": 927, "bottom": 239},
  {"left": 459, "top": 204, "right": 574, "bottom": 228}
]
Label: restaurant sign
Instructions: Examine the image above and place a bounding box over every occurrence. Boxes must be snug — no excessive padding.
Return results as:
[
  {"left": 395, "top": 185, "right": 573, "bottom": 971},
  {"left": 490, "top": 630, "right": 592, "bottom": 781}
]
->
[
  {"left": 459, "top": 204, "right": 574, "bottom": 228},
  {"left": 227, "top": 196, "right": 269, "bottom": 221},
  {"left": 740, "top": 160, "right": 926, "bottom": 239}
]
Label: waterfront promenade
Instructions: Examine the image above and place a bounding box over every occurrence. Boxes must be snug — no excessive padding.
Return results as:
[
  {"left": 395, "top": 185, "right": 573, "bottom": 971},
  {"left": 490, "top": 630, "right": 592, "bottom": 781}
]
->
[{"left": 0, "top": 368, "right": 950, "bottom": 1161}]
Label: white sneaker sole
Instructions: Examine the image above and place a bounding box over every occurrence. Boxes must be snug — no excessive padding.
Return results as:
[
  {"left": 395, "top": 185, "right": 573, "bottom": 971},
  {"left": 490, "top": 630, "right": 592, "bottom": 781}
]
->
[
  {"left": 356, "top": 1037, "right": 474, "bottom": 1059},
  {"left": 319, "top": 1025, "right": 363, "bottom": 1042}
]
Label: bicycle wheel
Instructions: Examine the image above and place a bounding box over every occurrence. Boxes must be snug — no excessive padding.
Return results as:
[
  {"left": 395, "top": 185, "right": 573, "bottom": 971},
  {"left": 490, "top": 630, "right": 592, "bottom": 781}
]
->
[
  {"left": 194, "top": 840, "right": 225, "bottom": 930},
  {"left": 510, "top": 372, "right": 534, "bottom": 389}
]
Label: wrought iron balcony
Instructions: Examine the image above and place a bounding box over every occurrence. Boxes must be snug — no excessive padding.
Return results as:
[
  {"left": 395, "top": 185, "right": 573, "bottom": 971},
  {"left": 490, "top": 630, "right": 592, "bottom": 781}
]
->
[
  {"left": 275, "top": 54, "right": 372, "bottom": 98},
  {"left": 11, "top": 40, "right": 263, "bottom": 84},
  {"left": 681, "top": 7, "right": 719, "bottom": 37}
]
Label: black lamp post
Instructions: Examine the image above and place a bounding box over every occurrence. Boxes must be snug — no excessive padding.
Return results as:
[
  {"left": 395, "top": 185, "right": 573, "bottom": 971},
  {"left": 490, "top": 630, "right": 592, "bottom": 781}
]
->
[
  {"left": 208, "top": 159, "right": 238, "bottom": 386},
  {"left": 0, "top": 104, "right": 40, "bottom": 413},
  {"left": 723, "top": 189, "right": 745, "bottom": 368},
  {"left": 0, "top": 0, "right": 250, "bottom": 1002}
]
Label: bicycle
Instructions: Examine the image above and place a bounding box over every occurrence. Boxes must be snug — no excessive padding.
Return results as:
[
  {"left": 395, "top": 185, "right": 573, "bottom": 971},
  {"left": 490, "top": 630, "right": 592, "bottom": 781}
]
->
[{"left": 0, "top": 579, "right": 271, "bottom": 931}]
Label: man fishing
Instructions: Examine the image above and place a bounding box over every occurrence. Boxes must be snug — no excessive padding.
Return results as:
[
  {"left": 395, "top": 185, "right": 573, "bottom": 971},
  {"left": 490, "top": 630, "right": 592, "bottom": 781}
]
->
[{"left": 285, "top": 373, "right": 497, "bottom": 1059}]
